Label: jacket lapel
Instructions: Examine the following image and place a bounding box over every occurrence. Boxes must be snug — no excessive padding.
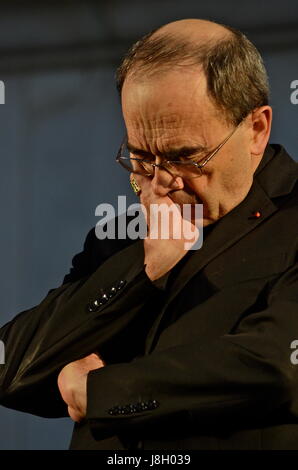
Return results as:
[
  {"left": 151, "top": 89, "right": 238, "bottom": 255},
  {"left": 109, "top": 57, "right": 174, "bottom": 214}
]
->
[
  {"left": 165, "top": 179, "right": 277, "bottom": 304},
  {"left": 145, "top": 144, "right": 297, "bottom": 353}
]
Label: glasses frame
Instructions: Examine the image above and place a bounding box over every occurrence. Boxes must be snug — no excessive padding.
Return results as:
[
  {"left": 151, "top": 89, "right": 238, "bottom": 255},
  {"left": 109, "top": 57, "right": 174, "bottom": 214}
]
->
[{"left": 116, "top": 121, "right": 242, "bottom": 179}]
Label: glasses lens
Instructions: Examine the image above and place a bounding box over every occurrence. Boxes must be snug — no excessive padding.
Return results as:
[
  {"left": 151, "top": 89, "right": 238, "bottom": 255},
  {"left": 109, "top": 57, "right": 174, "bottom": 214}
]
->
[
  {"left": 118, "top": 143, "right": 202, "bottom": 178},
  {"left": 166, "top": 161, "right": 202, "bottom": 178},
  {"left": 118, "top": 157, "right": 153, "bottom": 176},
  {"left": 118, "top": 143, "right": 153, "bottom": 175}
]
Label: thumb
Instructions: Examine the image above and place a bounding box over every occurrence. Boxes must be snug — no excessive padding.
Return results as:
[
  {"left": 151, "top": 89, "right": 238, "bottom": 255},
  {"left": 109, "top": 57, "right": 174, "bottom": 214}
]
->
[{"left": 84, "top": 352, "right": 106, "bottom": 367}]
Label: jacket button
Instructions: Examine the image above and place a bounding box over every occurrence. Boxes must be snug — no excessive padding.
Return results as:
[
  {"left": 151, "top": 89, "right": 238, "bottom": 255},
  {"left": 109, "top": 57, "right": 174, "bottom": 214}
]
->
[
  {"left": 135, "top": 403, "right": 143, "bottom": 412},
  {"left": 100, "top": 293, "right": 109, "bottom": 304},
  {"left": 86, "top": 299, "right": 102, "bottom": 313},
  {"left": 108, "top": 405, "right": 121, "bottom": 415},
  {"left": 129, "top": 404, "right": 137, "bottom": 413},
  {"left": 147, "top": 399, "right": 159, "bottom": 409},
  {"left": 117, "top": 280, "right": 126, "bottom": 290},
  {"left": 108, "top": 287, "right": 117, "bottom": 298}
]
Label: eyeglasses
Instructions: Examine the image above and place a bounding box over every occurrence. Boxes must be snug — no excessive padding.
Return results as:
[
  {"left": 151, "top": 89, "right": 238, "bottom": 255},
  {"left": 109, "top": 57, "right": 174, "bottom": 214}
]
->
[{"left": 116, "top": 121, "right": 242, "bottom": 179}]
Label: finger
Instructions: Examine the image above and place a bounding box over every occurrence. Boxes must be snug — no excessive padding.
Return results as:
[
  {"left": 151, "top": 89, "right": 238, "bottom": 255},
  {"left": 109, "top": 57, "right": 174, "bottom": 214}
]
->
[
  {"left": 75, "top": 353, "right": 105, "bottom": 370},
  {"left": 90, "top": 352, "right": 106, "bottom": 366},
  {"left": 68, "top": 405, "right": 82, "bottom": 423}
]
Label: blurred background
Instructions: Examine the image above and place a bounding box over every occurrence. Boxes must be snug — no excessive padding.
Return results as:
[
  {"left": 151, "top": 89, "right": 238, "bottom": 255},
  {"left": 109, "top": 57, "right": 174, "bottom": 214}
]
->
[{"left": 0, "top": 0, "right": 297, "bottom": 450}]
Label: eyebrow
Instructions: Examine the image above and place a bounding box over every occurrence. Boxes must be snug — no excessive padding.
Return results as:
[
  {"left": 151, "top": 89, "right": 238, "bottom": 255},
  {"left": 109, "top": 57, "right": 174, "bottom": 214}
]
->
[{"left": 126, "top": 141, "right": 208, "bottom": 160}]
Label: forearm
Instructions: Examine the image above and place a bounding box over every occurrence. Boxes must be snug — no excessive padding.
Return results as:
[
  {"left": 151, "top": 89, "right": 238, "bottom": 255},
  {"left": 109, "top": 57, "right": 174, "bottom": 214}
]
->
[
  {"left": 0, "top": 241, "right": 162, "bottom": 417},
  {"left": 87, "top": 335, "right": 293, "bottom": 440},
  {"left": 86, "top": 263, "right": 298, "bottom": 440}
]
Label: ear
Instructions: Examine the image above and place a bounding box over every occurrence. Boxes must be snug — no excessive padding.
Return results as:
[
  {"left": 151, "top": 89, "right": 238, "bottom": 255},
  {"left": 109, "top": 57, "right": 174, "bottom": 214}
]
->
[{"left": 250, "top": 106, "right": 272, "bottom": 156}]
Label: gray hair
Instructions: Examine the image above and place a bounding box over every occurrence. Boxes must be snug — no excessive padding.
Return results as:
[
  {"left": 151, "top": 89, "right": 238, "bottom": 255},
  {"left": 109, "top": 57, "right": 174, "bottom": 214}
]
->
[{"left": 116, "top": 24, "right": 269, "bottom": 126}]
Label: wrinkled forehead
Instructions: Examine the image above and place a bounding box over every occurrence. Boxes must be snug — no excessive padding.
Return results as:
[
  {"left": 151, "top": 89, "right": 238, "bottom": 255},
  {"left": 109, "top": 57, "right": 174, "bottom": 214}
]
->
[
  {"left": 122, "top": 66, "right": 207, "bottom": 107},
  {"left": 121, "top": 70, "right": 222, "bottom": 144}
]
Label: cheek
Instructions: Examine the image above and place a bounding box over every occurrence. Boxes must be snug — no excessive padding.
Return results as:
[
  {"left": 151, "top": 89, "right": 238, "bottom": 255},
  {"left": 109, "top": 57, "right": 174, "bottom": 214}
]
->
[
  {"left": 218, "top": 155, "right": 251, "bottom": 192},
  {"left": 184, "top": 174, "right": 213, "bottom": 200}
]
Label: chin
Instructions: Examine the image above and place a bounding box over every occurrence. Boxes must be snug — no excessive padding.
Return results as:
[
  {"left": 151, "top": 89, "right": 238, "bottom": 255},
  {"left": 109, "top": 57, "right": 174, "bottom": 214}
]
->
[
  {"left": 203, "top": 219, "right": 214, "bottom": 226},
  {"left": 169, "top": 191, "right": 199, "bottom": 206}
]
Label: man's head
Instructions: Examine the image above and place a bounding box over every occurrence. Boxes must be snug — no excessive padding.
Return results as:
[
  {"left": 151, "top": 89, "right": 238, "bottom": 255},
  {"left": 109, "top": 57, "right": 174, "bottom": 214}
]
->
[{"left": 117, "top": 19, "right": 272, "bottom": 225}]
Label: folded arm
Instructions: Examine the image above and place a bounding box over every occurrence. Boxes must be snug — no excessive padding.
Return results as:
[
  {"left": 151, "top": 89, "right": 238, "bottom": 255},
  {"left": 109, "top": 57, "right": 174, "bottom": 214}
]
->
[
  {"left": 0, "top": 229, "right": 159, "bottom": 417},
  {"left": 85, "top": 262, "right": 298, "bottom": 440}
]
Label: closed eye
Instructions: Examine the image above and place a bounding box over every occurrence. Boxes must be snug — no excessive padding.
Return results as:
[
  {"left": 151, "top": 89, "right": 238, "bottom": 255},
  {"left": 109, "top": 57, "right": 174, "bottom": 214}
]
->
[
  {"left": 130, "top": 151, "right": 155, "bottom": 161},
  {"left": 127, "top": 141, "right": 209, "bottom": 162},
  {"left": 129, "top": 149, "right": 210, "bottom": 165},
  {"left": 176, "top": 152, "right": 209, "bottom": 164}
]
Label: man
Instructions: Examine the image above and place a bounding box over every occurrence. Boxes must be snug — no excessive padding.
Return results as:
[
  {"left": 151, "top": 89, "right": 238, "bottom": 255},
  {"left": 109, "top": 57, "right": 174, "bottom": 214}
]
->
[{"left": 0, "top": 18, "right": 298, "bottom": 450}]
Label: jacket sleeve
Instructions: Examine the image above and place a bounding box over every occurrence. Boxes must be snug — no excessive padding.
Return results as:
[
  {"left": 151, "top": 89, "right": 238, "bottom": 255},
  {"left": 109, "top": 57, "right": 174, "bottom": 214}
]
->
[
  {"left": 86, "top": 262, "right": 298, "bottom": 440},
  {"left": 0, "top": 226, "right": 160, "bottom": 418}
]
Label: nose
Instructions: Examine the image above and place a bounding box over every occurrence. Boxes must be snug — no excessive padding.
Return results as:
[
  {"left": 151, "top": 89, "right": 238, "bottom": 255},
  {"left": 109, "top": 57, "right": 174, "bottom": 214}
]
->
[{"left": 150, "top": 161, "right": 184, "bottom": 197}]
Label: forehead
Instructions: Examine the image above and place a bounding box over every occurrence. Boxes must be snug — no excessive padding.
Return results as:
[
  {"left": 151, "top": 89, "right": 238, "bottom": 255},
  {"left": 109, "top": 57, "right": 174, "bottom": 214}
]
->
[{"left": 121, "top": 69, "right": 220, "bottom": 144}]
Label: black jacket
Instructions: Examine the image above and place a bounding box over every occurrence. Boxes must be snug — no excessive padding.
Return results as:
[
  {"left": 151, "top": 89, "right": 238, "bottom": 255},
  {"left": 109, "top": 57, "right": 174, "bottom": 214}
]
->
[{"left": 0, "top": 143, "right": 297, "bottom": 450}]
